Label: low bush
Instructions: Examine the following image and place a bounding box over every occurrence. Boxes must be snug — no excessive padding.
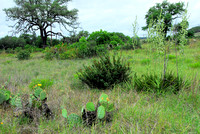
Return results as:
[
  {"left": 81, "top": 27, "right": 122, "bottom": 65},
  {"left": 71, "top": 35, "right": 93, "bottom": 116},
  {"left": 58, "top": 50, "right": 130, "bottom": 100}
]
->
[
  {"left": 134, "top": 72, "right": 187, "bottom": 94},
  {"left": 17, "top": 50, "right": 31, "bottom": 60},
  {"left": 78, "top": 54, "right": 131, "bottom": 89},
  {"left": 29, "top": 79, "right": 54, "bottom": 90},
  {"left": 44, "top": 39, "right": 108, "bottom": 60},
  {"left": 121, "top": 43, "right": 134, "bottom": 50}
]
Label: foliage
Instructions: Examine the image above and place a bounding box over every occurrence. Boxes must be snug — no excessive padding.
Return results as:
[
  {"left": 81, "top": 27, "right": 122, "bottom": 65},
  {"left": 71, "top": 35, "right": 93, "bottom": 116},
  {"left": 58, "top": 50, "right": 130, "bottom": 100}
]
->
[
  {"left": 87, "top": 30, "right": 111, "bottom": 45},
  {"left": 78, "top": 54, "right": 131, "bottom": 89},
  {"left": 17, "top": 50, "right": 31, "bottom": 60},
  {"left": 44, "top": 40, "right": 107, "bottom": 60},
  {"left": 63, "top": 30, "right": 90, "bottom": 44},
  {"left": 5, "top": 48, "right": 15, "bottom": 54},
  {"left": 4, "top": 0, "right": 78, "bottom": 46},
  {"left": 29, "top": 79, "right": 54, "bottom": 90},
  {"left": 134, "top": 72, "right": 187, "bottom": 93},
  {"left": 188, "top": 26, "right": 200, "bottom": 34},
  {"left": 142, "top": 0, "right": 185, "bottom": 37},
  {"left": 0, "top": 36, "right": 26, "bottom": 49}
]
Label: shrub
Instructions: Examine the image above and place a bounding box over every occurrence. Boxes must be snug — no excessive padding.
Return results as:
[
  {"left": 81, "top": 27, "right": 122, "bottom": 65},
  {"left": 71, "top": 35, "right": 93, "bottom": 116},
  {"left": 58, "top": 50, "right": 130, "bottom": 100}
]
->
[
  {"left": 78, "top": 55, "right": 131, "bottom": 89},
  {"left": 17, "top": 50, "right": 31, "bottom": 60},
  {"left": 15, "top": 47, "right": 22, "bottom": 53},
  {"left": 121, "top": 43, "right": 134, "bottom": 50},
  {"left": 29, "top": 79, "right": 54, "bottom": 90},
  {"left": 5, "top": 48, "right": 15, "bottom": 54},
  {"left": 134, "top": 72, "right": 187, "bottom": 93},
  {"left": 110, "top": 41, "right": 118, "bottom": 46}
]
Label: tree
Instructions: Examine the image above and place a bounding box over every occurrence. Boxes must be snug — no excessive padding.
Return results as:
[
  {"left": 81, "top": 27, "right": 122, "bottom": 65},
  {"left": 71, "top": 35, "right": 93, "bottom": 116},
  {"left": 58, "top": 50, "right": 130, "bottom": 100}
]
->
[
  {"left": 4, "top": 0, "right": 78, "bottom": 47},
  {"left": 142, "top": 0, "right": 185, "bottom": 38}
]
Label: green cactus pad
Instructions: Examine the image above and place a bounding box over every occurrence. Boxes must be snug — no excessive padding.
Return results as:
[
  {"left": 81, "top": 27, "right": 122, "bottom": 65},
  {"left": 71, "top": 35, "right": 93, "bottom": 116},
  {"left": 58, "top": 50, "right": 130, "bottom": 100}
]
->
[
  {"left": 34, "top": 88, "right": 43, "bottom": 98},
  {"left": 99, "top": 93, "right": 108, "bottom": 104},
  {"left": 15, "top": 97, "right": 22, "bottom": 108},
  {"left": 40, "top": 90, "right": 46, "bottom": 101},
  {"left": 97, "top": 105, "right": 105, "bottom": 119},
  {"left": 4, "top": 90, "right": 11, "bottom": 101},
  {"left": 86, "top": 102, "right": 95, "bottom": 111},
  {"left": 0, "top": 93, "right": 6, "bottom": 104},
  {"left": 62, "top": 109, "right": 68, "bottom": 118}
]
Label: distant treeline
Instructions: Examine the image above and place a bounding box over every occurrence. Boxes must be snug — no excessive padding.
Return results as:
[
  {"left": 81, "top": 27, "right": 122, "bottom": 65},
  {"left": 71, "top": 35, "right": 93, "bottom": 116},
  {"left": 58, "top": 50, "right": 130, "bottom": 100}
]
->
[{"left": 188, "top": 26, "right": 200, "bottom": 33}]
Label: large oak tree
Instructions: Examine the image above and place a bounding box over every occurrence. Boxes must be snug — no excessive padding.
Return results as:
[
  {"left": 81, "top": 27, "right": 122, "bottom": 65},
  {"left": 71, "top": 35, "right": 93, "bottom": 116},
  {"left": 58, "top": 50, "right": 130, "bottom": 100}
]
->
[
  {"left": 4, "top": 0, "right": 78, "bottom": 47},
  {"left": 142, "top": 0, "right": 185, "bottom": 38}
]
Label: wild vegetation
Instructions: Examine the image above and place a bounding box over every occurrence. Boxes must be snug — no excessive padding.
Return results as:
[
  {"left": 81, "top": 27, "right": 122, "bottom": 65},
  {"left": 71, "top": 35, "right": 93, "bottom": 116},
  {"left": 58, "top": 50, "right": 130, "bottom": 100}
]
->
[{"left": 0, "top": 0, "right": 200, "bottom": 133}]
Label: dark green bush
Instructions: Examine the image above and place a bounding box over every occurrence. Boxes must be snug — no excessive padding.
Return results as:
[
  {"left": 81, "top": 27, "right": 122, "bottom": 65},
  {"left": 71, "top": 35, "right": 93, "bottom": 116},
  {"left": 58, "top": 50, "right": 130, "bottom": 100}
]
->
[
  {"left": 17, "top": 50, "right": 31, "bottom": 60},
  {"left": 78, "top": 55, "right": 131, "bottom": 89},
  {"left": 134, "top": 72, "right": 187, "bottom": 93},
  {"left": 15, "top": 47, "right": 22, "bottom": 53},
  {"left": 121, "top": 43, "right": 134, "bottom": 50}
]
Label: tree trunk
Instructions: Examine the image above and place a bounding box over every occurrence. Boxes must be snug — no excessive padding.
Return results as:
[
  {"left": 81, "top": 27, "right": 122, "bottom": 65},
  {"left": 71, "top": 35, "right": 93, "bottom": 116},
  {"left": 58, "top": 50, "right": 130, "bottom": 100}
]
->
[{"left": 40, "top": 27, "right": 47, "bottom": 48}]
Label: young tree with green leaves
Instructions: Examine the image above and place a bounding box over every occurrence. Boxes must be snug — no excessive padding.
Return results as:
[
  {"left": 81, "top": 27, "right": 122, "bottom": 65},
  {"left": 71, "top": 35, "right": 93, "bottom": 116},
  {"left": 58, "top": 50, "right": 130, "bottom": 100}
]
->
[
  {"left": 142, "top": 0, "right": 185, "bottom": 38},
  {"left": 4, "top": 0, "right": 79, "bottom": 47}
]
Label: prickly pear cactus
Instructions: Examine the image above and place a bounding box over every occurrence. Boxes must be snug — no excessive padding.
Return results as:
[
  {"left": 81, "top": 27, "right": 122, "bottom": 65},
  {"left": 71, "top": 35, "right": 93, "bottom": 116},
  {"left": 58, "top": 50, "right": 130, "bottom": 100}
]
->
[{"left": 34, "top": 88, "right": 43, "bottom": 98}]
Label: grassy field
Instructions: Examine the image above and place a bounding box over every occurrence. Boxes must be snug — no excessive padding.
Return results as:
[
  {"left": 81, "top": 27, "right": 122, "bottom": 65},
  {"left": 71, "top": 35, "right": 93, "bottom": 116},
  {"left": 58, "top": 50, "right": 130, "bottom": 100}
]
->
[{"left": 0, "top": 40, "right": 200, "bottom": 133}]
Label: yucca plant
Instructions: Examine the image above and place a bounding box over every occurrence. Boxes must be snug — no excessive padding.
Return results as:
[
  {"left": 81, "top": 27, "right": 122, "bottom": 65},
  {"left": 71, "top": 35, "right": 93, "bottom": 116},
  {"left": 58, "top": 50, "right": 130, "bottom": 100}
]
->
[
  {"left": 78, "top": 54, "right": 131, "bottom": 89},
  {"left": 134, "top": 72, "right": 187, "bottom": 94}
]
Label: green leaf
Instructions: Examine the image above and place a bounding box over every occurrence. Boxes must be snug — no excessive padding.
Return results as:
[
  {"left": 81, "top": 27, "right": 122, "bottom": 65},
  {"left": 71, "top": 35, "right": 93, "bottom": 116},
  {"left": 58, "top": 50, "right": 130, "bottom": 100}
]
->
[
  {"left": 62, "top": 109, "right": 68, "bottom": 118},
  {"left": 40, "top": 90, "right": 46, "bottom": 101},
  {"left": 86, "top": 102, "right": 95, "bottom": 111},
  {"left": 97, "top": 106, "right": 105, "bottom": 119}
]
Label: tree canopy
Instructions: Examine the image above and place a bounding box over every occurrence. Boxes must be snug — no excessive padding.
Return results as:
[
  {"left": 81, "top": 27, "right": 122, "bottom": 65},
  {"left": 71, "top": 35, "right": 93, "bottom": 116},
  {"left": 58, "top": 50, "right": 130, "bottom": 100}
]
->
[
  {"left": 142, "top": 0, "right": 185, "bottom": 37},
  {"left": 4, "top": 0, "right": 79, "bottom": 47}
]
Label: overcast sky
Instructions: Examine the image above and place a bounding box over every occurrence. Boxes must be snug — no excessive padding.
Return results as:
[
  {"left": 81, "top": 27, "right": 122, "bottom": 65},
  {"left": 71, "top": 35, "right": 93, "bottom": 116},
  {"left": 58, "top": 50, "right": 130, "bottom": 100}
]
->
[{"left": 0, "top": 0, "right": 200, "bottom": 38}]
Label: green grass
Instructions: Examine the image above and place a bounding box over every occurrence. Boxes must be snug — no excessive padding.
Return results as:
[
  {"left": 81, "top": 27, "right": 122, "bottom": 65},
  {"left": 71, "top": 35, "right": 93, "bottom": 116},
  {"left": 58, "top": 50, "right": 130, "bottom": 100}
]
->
[{"left": 0, "top": 42, "right": 200, "bottom": 133}]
